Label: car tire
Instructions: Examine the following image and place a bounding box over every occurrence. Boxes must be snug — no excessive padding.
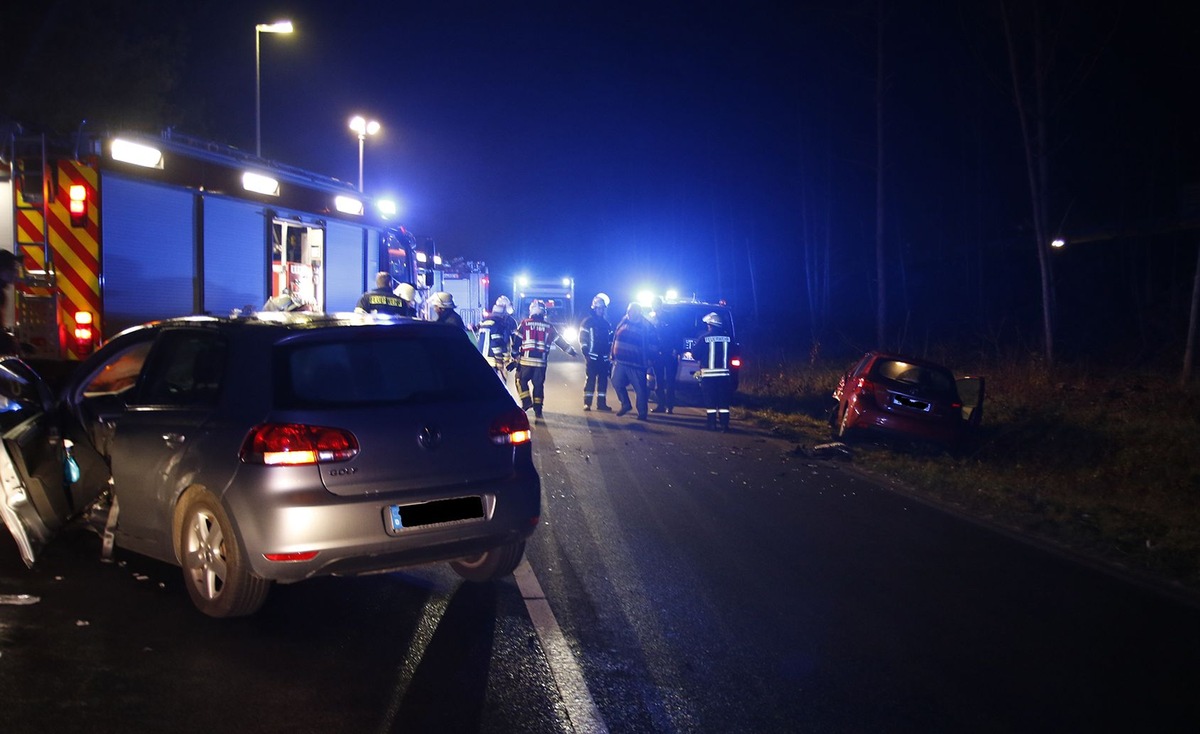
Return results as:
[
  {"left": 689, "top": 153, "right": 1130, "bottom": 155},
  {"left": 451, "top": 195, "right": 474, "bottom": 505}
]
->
[
  {"left": 449, "top": 539, "right": 525, "bottom": 582},
  {"left": 175, "top": 488, "right": 271, "bottom": 618}
]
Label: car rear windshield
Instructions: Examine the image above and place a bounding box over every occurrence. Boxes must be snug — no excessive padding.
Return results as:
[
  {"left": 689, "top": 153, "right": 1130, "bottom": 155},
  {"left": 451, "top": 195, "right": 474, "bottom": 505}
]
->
[
  {"left": 872, "top": 359, "right": 957, "bottom": 397},
  {"left": 275, "top": 331, "right": 508, "bottom": 408},
  {"left": 658, "top": 305, "right": 735, "bottom": 341}
]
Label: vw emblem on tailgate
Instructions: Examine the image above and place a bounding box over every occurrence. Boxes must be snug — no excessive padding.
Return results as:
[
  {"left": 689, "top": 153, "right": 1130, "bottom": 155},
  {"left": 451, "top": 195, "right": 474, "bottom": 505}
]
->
[{"left": 417, "top": 424, "right": 442, "bottom": 450}]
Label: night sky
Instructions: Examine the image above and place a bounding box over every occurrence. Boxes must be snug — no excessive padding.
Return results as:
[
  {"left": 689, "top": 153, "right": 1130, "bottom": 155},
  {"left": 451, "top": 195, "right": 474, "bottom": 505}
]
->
[{"left": 5, "top": 1, "right": 1198, "bottom": 362}]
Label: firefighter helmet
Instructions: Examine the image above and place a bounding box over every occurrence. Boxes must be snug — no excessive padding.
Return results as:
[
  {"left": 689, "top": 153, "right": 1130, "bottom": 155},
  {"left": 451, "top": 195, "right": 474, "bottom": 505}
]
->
[
  {"left": 494, "top": 295, "right": 513, "bottom": 313},
  {"left": 529, "top": 299, "right": 546, "bottom": 316},
  {"left": 702, "top": 311, "right": 723, "bottom": 326},
  {"left": 591, "top": 293, "right": 610, "bottom": 310},
  {"left": 431, "top": 292, "right": 456, "bottom": 309},
  {"left": 394, "top": 282, "right": 417, "bottom": 302}
]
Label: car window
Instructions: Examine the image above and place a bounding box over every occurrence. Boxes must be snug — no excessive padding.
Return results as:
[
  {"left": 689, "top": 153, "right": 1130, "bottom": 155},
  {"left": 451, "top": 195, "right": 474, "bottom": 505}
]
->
[
  {"left": 659, "top": 305, "right": 735, "bottom": 349},
  {"left": 874, "top": 359, "right": 957, "bottom": 397},
  {"left": 82, "top": 341, "right": 154, "bottom": 398},
  {"left": 277, "top": 332, "right": 508, "bottom": 408},
  {"left": 133, "top": 330, "right": 227, "bottom": 407}
]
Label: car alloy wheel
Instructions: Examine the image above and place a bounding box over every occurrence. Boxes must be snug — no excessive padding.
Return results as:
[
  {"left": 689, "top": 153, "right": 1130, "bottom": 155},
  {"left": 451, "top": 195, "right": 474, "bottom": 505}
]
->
[{"left": 176, "top": 488, "right": 271, "bottom": 618}]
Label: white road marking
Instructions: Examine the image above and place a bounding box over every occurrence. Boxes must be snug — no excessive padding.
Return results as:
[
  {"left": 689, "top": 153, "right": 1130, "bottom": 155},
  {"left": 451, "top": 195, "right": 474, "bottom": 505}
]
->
[{"left": 515, "top": 559, "right": 609, "bottom": 734}]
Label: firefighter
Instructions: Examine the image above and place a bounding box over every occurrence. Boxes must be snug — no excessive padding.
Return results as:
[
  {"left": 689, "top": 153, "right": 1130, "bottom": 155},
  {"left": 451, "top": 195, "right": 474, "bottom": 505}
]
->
[
  {"left": 647, "top": 296, "right": 677, "bottom": 414},
  {"left": 694, "top": 311, "right": 734, "bottom": 431},
  {"left": 610, "top": 302, "right": 652, "bottom": 420},
  {"left": 512, "top": 299, "right": 576, "bottom": 419},
  {"left": 579, "top": 293, "right": 614, "bottom": 411},
  {"left": 431, "top": 291, "right": 468, "bottom": 331},
  {"left": 392, "top": 282, "right": 420, "bottom": 317},
  {"left": 355, "top": 272, "right": 411, "bottom": 315},
  {"left": 476, "top": 295, "right": 517, "bottom": 376}
]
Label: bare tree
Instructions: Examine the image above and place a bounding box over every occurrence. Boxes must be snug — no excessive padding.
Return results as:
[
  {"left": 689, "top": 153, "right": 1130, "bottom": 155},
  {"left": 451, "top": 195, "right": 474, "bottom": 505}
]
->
[
  {"left": 874, "top": 0, "right": 888, "bottom": 349},
  {"left": 1000, "top": 1, "right": 1056, "bottom": 364}
]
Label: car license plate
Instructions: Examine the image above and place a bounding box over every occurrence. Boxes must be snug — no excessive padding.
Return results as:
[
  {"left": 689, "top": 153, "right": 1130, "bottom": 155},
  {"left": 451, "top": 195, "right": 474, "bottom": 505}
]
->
[{"left": 386, "top": 496, "right": 485, "bottom": 534}]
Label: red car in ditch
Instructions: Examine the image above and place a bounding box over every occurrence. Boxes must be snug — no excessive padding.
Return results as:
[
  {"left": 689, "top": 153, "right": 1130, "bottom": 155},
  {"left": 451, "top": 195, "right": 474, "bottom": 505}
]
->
[{"left": 829, "top": 351, "right": 984, "bottom": 447}]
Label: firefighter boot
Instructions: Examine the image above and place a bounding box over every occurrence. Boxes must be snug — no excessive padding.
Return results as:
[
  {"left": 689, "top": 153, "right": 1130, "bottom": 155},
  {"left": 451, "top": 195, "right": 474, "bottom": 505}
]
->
[
  {"left": 596, "top": 397, "right": 611, "bottom": 411},
  {"left": 720, "top": 413, "right": 731, "bottom": 432},
  {"left": 706, "top": 412, "right": 717, "bottom": 431}
]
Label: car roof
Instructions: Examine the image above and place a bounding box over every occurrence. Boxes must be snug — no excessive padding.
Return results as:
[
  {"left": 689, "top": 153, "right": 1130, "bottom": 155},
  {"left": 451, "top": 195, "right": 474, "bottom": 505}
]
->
[{"left": 110, "top": 311, "right": 441, "bottom": 339}]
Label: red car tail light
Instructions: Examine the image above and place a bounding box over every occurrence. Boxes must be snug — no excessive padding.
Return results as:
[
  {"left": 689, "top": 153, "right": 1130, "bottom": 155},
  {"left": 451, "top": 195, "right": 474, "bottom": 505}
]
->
[
  {"left": 853, "top": 377, "right": 880, "bottom": 406},
  {"left": 730, "top": 356, "right": 742, "bottom": 368},
  {"left": 240, "top": 423, "right": 360, "bottom": 465},
  {"left": 490, "top": 408, "right": 532, "bottom": 446}
]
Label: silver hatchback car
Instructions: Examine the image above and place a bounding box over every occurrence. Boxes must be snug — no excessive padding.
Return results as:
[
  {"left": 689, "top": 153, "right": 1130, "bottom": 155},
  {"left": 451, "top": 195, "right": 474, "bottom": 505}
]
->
[{"left": 0, "top": 312, "right": 540, "bottom": 617}]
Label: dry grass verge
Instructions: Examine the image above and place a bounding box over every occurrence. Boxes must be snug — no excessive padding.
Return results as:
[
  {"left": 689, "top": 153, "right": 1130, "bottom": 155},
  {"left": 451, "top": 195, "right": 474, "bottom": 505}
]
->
[{"left": 735, "top": 354, "right": 1200, "bottom": 601}]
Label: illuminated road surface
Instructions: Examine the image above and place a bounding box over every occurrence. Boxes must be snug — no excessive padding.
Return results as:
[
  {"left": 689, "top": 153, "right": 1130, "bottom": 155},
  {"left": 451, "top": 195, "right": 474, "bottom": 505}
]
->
[{"left": 1, "top": 358, "right": 1198, "bottom": 732}]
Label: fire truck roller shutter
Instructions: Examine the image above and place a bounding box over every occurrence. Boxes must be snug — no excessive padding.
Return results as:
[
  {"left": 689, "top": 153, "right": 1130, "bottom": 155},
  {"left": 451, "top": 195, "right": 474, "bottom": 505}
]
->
[
  {"left": 101, "top": 175, "right": 195, "bottom": 335},
  {"left": 326, "top": 220, "right": 366, "bottom": 311},
  {"left": 203, "top": 197, "right": 268, "bottom": 316}
]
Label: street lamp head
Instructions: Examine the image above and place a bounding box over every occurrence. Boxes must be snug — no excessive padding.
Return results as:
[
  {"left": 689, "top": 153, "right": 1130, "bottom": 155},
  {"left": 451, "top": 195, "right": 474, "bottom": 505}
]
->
[
  {"left": 256, "top": 21, "right": 293, "bottom": 33},
  {"left": 349, "top": 116, "right": 381, "bottom": 138},
  {"left": 255, "top": 20, "right": 293, "bottom": 158}
]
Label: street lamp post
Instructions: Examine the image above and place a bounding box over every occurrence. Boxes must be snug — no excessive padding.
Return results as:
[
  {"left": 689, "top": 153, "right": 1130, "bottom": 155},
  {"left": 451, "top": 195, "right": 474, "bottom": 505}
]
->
[
  {"left": 349, "top": 115, "right": 380, "bottom": 192},
  {"left": 255, "top": 20, "right": 293, "bottom": 158}
]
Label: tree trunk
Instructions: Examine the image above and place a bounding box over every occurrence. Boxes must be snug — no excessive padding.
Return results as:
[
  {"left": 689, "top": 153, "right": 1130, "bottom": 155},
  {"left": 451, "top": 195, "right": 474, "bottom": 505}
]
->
[
  {"left": 1183, "top": 242, "right": 1200, "bottom": 385},
  {"left": 874, "top": 0, "right": 888, "bottom": 349},
  {"left": 1001, "top": 1, "right": 1056, "bottom": 366}
]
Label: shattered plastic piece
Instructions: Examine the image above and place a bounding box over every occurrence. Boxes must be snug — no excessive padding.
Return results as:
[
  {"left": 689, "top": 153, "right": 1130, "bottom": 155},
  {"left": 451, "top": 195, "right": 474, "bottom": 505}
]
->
[
  {"left": 0, "top": 594, "right": 40, "bottom": 606},
  {"left": 810, "top": 442, "right": 852, "bottom": 460}
]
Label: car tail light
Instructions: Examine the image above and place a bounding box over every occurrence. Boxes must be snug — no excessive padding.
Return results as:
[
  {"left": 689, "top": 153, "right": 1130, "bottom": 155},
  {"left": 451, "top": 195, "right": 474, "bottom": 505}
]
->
[
  {"left": 853, "top": 377, "right": 879, "bottom": 406},
  {"left": 730, "top": 356, "right": 742, "bottom": 368},
  {"left": 490, "top": 408, "right": 532, "bottom": 446},
  {"left": 240, "top": 423, "right": 359, "bottom": 465}
]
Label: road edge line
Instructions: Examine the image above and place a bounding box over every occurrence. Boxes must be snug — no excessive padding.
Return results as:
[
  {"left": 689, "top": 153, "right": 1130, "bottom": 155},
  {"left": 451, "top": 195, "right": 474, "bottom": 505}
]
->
[{"left": 515, "top": 558, "right": 609, "bottom": 734}]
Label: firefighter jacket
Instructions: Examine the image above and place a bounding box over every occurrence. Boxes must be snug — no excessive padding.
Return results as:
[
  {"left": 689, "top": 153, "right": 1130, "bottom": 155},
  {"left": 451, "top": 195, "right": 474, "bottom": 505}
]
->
[
  {"left": 611, "top": 316, "right": 651, "bottom": 368},
  {"left": 514, "top": 316, "right": 574, "bottom": 367},
  {"left": 436, "top": 308, "right": 468, "bottom": 332},
  {"left": 579, "top": 313, "right": 613, "bottom": 363},
  {"left": 476, "top": 310, "right": 517, "bottom": 361},
  {"left": 693, "top": 326, "right": 732, "bottom": 378},
  {"left": 355, "top": 287, "right": 411, "bottom": 316}
]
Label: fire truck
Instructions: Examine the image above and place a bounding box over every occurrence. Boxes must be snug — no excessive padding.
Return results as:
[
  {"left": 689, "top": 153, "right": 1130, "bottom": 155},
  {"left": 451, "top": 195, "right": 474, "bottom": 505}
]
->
[
  {"left": 437, "top": 257, "right": 489, "bottom": 327},
  {"left": 2, "top": 128, "right": 448, "bottom": 361},
  {"left": 512, "top": 273, "right": 575, "bottom": 326}
]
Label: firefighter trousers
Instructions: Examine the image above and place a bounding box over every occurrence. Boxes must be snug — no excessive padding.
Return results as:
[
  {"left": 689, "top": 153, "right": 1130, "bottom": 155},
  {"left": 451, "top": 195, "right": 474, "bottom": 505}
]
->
[
  {"left": 700, "top": 374, "right": 732, "bottom": 429},
  {"left": 516, "top": 363, "right": 548, "bottom": 416},
  {"left": 584, "top": 357, "right": 610, "bottom": 407}
]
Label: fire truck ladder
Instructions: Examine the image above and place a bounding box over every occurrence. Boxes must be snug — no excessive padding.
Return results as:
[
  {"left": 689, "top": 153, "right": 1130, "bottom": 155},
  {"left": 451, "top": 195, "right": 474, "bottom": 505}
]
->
[{"left": 8, "top": 133, "right": 61, "bottom": 357}]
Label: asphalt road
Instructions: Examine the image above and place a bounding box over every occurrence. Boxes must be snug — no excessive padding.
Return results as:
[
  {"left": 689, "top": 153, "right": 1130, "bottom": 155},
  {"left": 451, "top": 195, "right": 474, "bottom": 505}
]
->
[{"left": 2, "top": 357, "right": 1199, "bottom": 733}]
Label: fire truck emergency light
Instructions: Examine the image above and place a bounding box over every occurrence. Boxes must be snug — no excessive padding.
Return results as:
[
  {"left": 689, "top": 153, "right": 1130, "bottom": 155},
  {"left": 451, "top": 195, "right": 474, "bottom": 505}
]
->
[
  {"left": 74, "top": 311, "right": 95, "bottom": 345},
  {"left": 68, "top": 184, "right": 88, "bottom": 227},
  {"left": 111, "top": 138, "right": 164, "bottom": 168},
  {"left": 334, "top": 196, "right": 364, "bottom": 215},
  {"left": 242, "top": 172, "right": 280, "bottom": 196}
]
